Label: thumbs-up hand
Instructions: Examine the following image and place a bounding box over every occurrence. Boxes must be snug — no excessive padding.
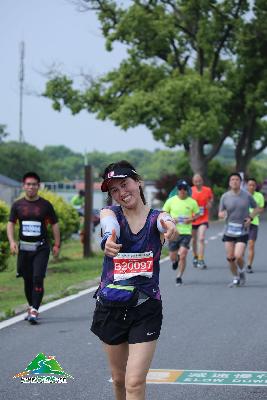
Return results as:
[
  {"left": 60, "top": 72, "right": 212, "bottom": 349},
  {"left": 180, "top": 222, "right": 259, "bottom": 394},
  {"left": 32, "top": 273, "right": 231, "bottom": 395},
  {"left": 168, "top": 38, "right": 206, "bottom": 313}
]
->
[
  {"left": 160, "top": 219, "right": 178, "bottom": 241},
  {"left": 104, "top": 229, "right": 122, "bottom": 257}
]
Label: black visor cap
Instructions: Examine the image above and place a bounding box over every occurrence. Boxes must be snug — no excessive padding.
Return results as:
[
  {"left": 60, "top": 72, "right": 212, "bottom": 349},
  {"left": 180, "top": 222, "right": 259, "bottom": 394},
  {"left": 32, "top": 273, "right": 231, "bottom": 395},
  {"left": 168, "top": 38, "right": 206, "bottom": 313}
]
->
[{"left": 101, "top": 167, "right": 137, "bottom": 192}]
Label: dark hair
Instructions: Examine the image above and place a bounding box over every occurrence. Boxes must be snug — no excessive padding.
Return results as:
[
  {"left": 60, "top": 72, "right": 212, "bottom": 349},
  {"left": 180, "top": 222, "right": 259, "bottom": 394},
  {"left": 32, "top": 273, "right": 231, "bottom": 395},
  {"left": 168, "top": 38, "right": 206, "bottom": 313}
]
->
[
  {"left": 79, "top": 190, "right": 85, "bottom": 197},
  {"left": 23, "top": 172, "right": 41, "bottom": 183},
  {"left": 102, "top": 160, "right": 146, "bottom": 205},
  {"left": 247, "top": 177, "right": 257, "bottom": 184},
  {"left": 228, "top": 172, "right": 242, "bottom": 183}
]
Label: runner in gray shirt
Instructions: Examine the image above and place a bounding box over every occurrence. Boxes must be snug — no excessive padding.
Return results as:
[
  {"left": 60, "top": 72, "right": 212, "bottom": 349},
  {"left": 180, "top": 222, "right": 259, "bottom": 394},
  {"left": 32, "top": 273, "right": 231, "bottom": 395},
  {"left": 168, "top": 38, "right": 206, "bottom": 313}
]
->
[{"left": 218, "top": 173, "right": 260, "bottom": 287}]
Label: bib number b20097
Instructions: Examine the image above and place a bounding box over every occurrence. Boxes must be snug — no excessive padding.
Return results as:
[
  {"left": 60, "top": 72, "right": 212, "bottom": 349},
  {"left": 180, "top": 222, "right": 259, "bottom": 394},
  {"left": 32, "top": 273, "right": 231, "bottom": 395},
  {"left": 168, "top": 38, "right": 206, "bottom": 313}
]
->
[{"left": 113, "top": 251, "right": 153, "bottom": 281}]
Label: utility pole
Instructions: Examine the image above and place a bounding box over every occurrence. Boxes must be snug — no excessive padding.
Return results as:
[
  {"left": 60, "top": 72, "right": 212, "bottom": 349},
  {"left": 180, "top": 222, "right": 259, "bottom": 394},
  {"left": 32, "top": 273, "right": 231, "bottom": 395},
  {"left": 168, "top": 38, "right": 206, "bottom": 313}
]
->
[
  {"left": 19, "top": 41, "right": 25, "bottom": 143},
  {"left": 83, "top": 164, "right": 93, "bottom": 257}
]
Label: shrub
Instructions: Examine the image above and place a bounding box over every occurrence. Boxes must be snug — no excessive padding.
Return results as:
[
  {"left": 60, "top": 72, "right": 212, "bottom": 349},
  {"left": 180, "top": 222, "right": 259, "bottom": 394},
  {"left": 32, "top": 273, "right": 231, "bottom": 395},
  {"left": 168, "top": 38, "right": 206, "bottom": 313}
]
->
[
  {"left": 0, "top": 200, "right": 10, "bottom": 272},
  {"left": 38, "top": 190, "right": 80, "bottom": 242}
]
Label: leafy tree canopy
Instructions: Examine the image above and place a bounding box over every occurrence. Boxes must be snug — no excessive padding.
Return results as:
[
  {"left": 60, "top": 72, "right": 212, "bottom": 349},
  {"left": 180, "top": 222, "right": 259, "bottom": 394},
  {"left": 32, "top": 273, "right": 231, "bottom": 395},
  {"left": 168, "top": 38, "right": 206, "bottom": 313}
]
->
[
  {"left": 1, "top": 140, "right": 266, "bottom": 195},
  {"left": 0, "top": 142, "right": 48, "bottom": 181},
  {"left": 44, "top": 0, "right": 267, "bottom": 177},
  {"left": 0, "top": 141, "right": 182, "bottom": 181}
]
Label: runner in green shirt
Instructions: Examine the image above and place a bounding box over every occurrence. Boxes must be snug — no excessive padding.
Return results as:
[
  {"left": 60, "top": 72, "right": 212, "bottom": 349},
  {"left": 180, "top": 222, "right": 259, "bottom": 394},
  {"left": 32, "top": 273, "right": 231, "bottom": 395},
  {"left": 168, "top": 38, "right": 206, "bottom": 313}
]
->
[
  {"left": 163, "top": 179, "right": 199, "bottom": 286},
  {"left": 246, "top": 178, "right": 265, "bottom": 273},
  {"left": 71, "top": 190, "right": 85, "bottom": 215}
]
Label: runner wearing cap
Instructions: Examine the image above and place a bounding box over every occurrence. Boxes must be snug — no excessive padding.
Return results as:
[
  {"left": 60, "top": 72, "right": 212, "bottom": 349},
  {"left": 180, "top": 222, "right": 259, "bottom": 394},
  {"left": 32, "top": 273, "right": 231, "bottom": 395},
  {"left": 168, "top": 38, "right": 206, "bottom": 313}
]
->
[
  {"left": 246, "top": 178, "right": 264, "bottom": 273},
  {"left": 191, "top": 174, "right": 214, "bottom": 269},
  {"left": 91, "top": 160, "right": 177, "bottom": 400},
  {"left": 218, "top": 173, "right": 260, "bottom": 287},
  {"left": 162, "top": 179, "right": 200, "bottom": 286}
]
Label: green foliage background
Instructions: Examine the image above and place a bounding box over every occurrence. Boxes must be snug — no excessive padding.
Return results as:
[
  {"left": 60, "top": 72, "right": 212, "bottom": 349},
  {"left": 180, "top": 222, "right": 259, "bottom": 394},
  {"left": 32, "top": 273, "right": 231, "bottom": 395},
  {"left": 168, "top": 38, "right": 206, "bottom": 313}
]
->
[
  {"left": 38, "top": 190, "right": 80, "bottom": 241},
  {"left": 0, "top": 191, "right": 79, "bottom": 272},
  {"left": 1, "top": 141, "right": 267, "bottom": 184},
  {"left": 0, "top": 200, "right": 10, "bottom": 272}
]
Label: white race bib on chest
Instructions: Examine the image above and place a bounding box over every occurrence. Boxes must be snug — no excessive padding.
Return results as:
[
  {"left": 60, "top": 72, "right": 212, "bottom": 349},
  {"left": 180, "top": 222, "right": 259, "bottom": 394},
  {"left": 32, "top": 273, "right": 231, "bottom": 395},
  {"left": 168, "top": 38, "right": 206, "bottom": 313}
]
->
[
  {"left": 199, "top": 206, "right": 205, "bottom": 216},
  {"left": 226, "top": 222, "right": 243, "bottom": 236},
  {"left": 113, "top": 251, "right": 153, "bottom": 281},
  {"left": 22, "top": 221, "right": 41, "bottom": 236}
]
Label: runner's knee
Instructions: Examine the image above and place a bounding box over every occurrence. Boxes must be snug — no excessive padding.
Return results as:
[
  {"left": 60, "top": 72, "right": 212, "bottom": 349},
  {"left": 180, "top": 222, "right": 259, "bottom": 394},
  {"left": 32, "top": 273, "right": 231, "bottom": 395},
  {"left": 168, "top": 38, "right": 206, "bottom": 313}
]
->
[
  {"left": 248, "top": 241, "right": 254, "bottom": 249},
  {"left": 126, "top": 375, "right": 145, "bottom": 396},
  {"left": 227, "top": 257, "right": 236, "bottom": 262},
  {"left": 235, "top": 255, "right": 243, "bottom": 263},
  {"left": 112, "top": 372, "right": 125, "bottom": 390},
  {"left": 179, "top": 252, "right": 187, "bottom": 261},
  {"left": 33, "top": 276, "right": 44, "bottom": 292}
]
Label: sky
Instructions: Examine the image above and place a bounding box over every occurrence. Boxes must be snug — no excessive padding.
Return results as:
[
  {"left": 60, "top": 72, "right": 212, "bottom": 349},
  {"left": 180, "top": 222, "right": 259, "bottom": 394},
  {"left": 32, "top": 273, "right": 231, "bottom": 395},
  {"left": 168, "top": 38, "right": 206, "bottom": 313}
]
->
[{"left": 0, "top": 0, "right": 169, "bottom": 154}]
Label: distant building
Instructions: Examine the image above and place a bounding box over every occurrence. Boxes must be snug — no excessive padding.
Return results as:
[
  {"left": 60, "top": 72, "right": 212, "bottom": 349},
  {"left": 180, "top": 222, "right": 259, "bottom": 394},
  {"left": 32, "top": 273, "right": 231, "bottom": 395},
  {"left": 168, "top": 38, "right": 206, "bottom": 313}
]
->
[
  {"left": 143, "top": 180, "right": 161, "bottom": 208},
  {"left": 41, "top": 181, "right": 106, "bottom": 209},
  {"left": 0, "top": 174, "right": 21, "bottom": 205}
]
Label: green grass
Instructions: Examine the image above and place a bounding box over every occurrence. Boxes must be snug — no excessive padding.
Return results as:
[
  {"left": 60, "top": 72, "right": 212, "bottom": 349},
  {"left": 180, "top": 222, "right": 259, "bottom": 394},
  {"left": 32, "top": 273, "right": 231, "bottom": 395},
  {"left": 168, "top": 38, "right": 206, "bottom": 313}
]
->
[
  {"left": 0, "top": 239, "right": 170, "bottom": 320},
  {"left": 0, "top": 239, "right": 102, "bottom": 319}
]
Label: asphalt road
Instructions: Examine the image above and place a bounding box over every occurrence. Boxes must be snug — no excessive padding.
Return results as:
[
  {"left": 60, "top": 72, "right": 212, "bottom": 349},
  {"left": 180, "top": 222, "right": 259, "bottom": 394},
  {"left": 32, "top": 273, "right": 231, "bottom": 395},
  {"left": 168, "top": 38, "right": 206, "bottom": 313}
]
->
[{"left": 1, "top": 219, "right": 267, "bottom": 400}]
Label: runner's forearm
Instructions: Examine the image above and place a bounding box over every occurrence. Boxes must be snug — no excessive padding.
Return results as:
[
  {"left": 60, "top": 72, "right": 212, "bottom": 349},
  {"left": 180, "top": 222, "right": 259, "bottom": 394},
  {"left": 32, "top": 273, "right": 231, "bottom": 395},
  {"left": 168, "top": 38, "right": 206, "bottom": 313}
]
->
[
  {"left": 7, "top": 222, "right": 16, "bottom": 244},
  {"left": 51, "top": 223, "right": 60, "bottom": 247}
]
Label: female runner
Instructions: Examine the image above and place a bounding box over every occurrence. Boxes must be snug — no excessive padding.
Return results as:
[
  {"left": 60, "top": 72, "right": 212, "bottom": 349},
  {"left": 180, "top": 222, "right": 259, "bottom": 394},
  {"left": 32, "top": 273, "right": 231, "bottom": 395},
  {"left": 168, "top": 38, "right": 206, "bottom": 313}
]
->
[{"left": 91, "top": 160, "right": 177, "bottom": 400}]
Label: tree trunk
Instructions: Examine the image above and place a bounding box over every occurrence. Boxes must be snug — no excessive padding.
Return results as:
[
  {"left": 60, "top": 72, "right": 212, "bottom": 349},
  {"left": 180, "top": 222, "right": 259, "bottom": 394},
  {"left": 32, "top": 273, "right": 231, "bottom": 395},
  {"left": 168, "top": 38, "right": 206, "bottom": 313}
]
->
[
  {"left": 235, "top": 152, "right": 251, "bottom": 175},
  {"left": 234, "top": 112, "right": 257, "bottom": 175},
  {"left": 188, "top": 138, "right": 209, "bottom": 182}
]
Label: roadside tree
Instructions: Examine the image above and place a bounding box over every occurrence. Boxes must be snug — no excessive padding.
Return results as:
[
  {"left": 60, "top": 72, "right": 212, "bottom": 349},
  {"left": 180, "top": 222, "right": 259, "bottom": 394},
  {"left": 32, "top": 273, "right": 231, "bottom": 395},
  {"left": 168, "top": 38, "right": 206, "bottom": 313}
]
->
[{"left": 44, "top": 0, "right": 267, "bottom": 179}]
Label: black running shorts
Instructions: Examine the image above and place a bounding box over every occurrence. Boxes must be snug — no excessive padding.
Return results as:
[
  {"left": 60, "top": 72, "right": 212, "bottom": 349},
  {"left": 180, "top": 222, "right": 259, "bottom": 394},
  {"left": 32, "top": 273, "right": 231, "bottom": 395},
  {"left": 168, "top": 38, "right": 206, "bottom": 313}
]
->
[
  {"left": 192, "top": 222, "right": 209, "bottom": 230},
  {"left": 168, "top": 234, "right": 192, "bottom": 251},
  {"left": 222, "top": 234, "right": 248, "bottom": 244},
  {"left": 91, "top": 298, "right": 163, "bottom": 345},
  {"left": 248, "top": 224, "right": 258, "bottom": 241}
]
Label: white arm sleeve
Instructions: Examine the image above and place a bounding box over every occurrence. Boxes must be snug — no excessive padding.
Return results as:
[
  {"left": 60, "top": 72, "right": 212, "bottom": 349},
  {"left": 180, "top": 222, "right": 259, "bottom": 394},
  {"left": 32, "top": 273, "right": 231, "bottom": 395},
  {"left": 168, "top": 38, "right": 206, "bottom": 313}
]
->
[{"left": 100, "top": 215, "right": 120, "bottom": 239}]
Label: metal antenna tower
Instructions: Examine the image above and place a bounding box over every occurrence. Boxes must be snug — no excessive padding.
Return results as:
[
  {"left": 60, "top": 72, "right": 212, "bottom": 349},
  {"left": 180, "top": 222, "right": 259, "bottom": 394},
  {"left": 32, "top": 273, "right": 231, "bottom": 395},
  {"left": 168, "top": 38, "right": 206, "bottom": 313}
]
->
[{"left": 19, "top": 41, "right": 25, "bottom": 142}]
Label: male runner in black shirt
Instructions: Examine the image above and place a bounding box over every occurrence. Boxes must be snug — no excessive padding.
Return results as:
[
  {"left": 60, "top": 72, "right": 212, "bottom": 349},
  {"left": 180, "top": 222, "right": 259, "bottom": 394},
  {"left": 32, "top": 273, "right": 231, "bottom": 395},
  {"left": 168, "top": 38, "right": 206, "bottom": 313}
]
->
[{"left": 7, "top": 172, "right": 60, "bottom": 324}]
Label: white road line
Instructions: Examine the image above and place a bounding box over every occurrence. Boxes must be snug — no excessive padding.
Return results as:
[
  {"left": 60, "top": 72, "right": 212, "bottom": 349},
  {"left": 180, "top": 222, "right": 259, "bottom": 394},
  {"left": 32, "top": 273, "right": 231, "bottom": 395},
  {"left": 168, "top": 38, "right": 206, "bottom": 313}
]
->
[
  {"left": 0, "top": 257, "right": 170, "bottom": 331},
  {"left": 0, "top": 286, "right": 98, "bottom": 331}
]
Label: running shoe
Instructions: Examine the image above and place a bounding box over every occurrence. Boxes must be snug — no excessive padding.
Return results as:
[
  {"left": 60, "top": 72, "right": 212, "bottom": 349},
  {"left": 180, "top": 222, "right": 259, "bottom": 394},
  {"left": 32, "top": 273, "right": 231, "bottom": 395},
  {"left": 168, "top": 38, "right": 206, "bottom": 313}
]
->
[
  {"left": 228, "top": 278, "right": 240, "bottom": 288},
  {"left": 176, "top": 277, "right": 183, "bottom": 286},
  {"left": 172, "top": 255, "right": 179, "bottom": 270},
  {"left": 239, "top": 271, "right": 246, "bottom": 286},
  {"left": 172, "top": 260, "right": 178, "bottom": 270},
  {"left": 28, "top": 308, "right": 39, "bottom": 324},
  {"left": 197, "top": 260, "right": 207, "bottom": 270},
  {"left": 246, "top": 266, "right": 253, "bottom": 273},
  {"left": 193, "top": 257, "right": 198, "bottom": 268},
  {"left": 24, "top": 307, "right": 31, "bottom": 321}
]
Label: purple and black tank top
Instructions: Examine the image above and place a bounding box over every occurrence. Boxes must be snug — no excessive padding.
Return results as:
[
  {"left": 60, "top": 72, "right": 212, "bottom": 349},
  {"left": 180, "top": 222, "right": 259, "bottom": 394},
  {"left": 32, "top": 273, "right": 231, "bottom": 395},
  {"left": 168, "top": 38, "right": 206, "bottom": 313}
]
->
[{"left": 100, "top": 206, "right": 163, "bottom": 300}]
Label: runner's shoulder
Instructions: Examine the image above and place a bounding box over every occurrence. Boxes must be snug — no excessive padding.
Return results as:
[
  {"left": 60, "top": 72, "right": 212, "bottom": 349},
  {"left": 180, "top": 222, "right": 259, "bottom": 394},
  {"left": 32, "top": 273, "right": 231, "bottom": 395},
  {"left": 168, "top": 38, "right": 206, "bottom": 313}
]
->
[
  {"left": 36, "top": 196, "right": 55, "bottom": 208},
  {"left": 204, "top": 185, "right": 213, "bottom": 193},
  {"left": 254, "top": 191, "right": 264, "bottom": 201}
]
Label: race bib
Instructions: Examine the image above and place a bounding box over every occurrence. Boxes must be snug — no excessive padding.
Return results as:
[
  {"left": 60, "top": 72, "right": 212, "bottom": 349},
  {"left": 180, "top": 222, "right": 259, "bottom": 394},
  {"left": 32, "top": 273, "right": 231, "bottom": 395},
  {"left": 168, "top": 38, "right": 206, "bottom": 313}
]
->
[
  {"left": 199, "top": 206, "right": 205, "bottom": 216},
  {"left": 113, "top": 251, "right": 153, "bottom": 281},
  {"left": 22, "top": 221, "right": 41, "bottom": 237},
  {"left": 226, "top": 222, "right": 243, "bottom": 236},
  {"left": 177, "top": 215, "right": 187, "bottom": 224}
]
